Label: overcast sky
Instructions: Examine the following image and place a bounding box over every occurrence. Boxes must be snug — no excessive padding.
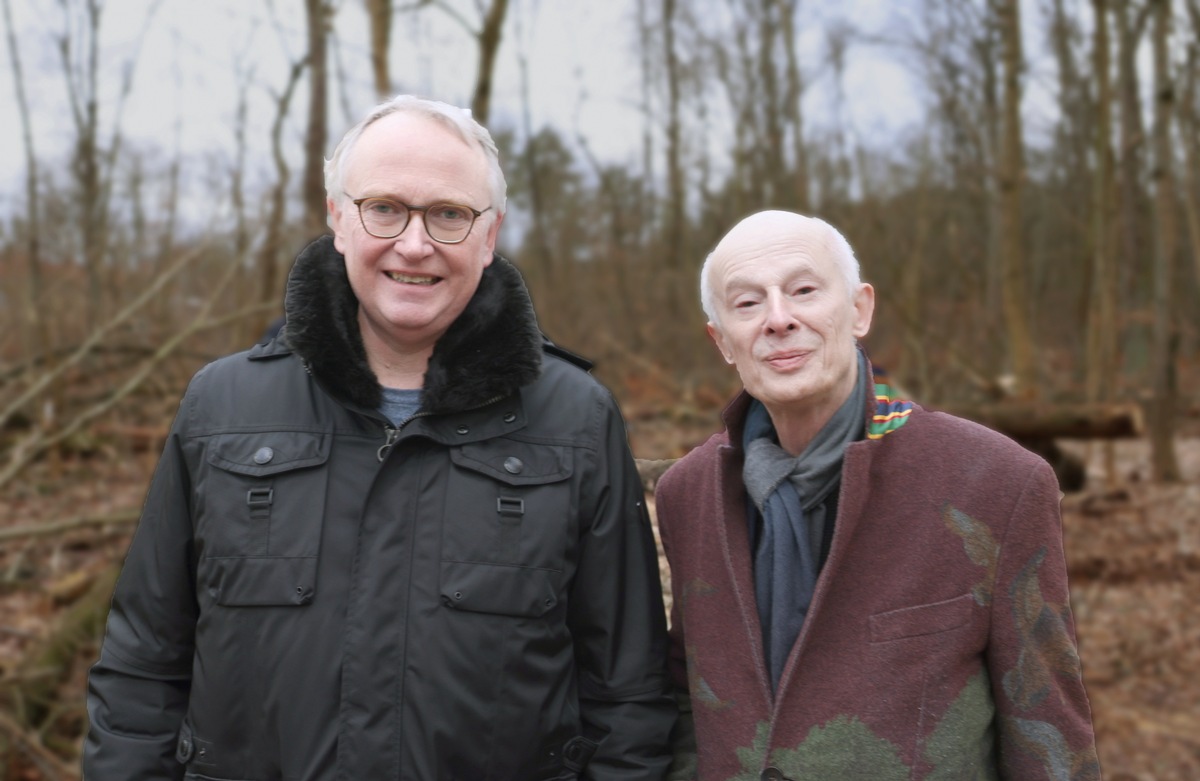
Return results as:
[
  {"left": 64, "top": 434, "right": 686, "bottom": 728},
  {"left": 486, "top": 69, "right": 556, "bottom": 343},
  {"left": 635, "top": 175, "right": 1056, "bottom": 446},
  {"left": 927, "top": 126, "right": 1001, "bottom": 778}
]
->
[{"left": 0, "top": 0, "right": 930, "bottom": 201}]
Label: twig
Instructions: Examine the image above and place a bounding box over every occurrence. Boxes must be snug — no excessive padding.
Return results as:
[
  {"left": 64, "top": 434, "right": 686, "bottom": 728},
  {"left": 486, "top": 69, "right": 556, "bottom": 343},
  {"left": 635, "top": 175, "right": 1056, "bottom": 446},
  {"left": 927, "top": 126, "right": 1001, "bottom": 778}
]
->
[
  {"left": 0, "top": 708, "right": 78, "bottom": 780},
  {"left": 0, "top": 510, "right": 138, "bottom": 544},
  {"left": 0, "top": 244, "right": 202, "bottom": 432}
]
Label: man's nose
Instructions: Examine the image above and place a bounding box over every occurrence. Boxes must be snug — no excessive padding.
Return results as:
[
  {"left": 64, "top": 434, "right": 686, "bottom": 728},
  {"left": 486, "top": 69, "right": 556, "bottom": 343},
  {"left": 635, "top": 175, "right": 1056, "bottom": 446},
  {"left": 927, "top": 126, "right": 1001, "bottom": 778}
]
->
[
  {"left": 763, "top": 292, "right": 798, "bottom": 334},
  {"left": 392, "top": 212, "right": 435, "bottom": 254}
]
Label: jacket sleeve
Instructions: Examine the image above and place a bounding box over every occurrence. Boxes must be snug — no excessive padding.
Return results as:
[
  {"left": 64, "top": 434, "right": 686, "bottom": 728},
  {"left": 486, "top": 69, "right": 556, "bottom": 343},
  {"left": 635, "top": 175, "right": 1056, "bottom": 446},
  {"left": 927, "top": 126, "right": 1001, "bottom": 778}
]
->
[
  {"left": 568, "top": 392, "right": 677, "bottom": 781},
  {"left": 986, "top": 459, "right": 1101, "bottom": 780},
  {"left": 654, "top": 475, "right": 699, "bottom": 781},
  {"left": 83, "top": 397, "right": 199, "bottom": 780}
]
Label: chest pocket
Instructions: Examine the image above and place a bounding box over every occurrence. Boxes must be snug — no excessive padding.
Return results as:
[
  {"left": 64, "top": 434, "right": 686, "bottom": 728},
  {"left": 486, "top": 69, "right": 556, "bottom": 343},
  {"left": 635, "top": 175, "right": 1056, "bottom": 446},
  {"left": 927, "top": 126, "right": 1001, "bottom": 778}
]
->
[
  {"left": 197, "top": 431, "right": 330, "bottom": 607},
  {"left": 441, "top": 440, "right": 574, "bottom": 618}
]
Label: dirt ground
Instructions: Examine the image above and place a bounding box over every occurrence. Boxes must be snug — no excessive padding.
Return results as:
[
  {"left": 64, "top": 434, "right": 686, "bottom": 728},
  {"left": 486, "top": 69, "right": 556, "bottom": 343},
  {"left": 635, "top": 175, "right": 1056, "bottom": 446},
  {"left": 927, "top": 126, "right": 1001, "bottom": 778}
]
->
[{"left": 1, "top": 426, "right": 1198, "bottom": 779}]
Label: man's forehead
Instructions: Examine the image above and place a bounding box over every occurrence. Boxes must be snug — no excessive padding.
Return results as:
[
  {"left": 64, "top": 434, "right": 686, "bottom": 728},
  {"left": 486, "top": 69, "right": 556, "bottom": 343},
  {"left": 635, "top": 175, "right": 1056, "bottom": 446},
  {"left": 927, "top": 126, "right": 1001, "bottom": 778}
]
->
[
  {"left": 711, "top": 212, "right": 831, "bottom": 280},
  {"left": 714, "top": 211, "right": 823, "bottom": 257}
]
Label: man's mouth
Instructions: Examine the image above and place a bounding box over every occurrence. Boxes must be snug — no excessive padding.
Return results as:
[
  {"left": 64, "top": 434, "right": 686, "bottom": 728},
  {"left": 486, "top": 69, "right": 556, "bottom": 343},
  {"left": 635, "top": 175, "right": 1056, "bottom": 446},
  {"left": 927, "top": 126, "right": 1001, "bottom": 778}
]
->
[{"left": 386, "top": 271, "right": 438, "bottom": 285}]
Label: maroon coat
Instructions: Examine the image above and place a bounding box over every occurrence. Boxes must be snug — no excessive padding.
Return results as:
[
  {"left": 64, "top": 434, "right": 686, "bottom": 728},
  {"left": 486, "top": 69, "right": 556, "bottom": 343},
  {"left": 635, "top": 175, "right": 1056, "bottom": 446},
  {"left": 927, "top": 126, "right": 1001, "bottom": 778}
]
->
[{"left": 656, "top": 384, "right": 1099, "bottom": 781}]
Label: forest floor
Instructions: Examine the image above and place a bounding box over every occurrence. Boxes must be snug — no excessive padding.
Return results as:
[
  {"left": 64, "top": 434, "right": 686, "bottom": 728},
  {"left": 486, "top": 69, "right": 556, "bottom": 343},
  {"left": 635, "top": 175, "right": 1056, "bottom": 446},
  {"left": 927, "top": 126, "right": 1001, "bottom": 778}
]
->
[{"left": 0, "top": 417, "right": 1198, "bottom": 779}]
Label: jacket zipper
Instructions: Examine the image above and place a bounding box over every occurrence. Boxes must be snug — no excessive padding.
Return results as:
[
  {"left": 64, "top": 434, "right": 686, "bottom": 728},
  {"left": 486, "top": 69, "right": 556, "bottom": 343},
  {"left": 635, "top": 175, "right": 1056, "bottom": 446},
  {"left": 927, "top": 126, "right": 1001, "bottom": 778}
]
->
[{"left": 376, "top": 394, "right": 507, "bottom": 462}]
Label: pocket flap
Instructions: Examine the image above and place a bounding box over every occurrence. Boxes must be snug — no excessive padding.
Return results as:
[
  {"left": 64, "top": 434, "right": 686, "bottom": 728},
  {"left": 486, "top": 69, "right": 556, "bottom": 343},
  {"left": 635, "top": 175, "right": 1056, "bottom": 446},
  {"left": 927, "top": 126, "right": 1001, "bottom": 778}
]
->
[
  {"left": 869, "top": 592, "right": 975, "bottom": 643},
  {"left": 206, "top": 431, "right": 330, "bottom": 477},
  {"left": 441, "top": 560, "right": 558, "bottom": 618},
  {"left": 209, "top": 556, "right": 317, "bottom": 607},
  {"left": 450, "top": 441, "right": 572, "bottom": 486}
]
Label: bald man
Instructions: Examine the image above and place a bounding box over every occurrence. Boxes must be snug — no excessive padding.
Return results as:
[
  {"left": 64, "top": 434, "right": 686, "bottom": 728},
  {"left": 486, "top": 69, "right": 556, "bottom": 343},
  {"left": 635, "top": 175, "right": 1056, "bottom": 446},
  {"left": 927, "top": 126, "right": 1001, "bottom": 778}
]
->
[{"left": 655, "top": 211, "right": 1099, "bottom": 781}]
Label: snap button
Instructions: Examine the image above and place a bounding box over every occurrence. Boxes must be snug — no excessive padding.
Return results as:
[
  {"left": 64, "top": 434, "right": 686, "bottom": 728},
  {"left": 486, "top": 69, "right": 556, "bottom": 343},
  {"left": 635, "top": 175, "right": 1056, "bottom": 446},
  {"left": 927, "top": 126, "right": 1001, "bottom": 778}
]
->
[
  {"left": 454, "top": 591, "right": 463, "bottom": 600},
  {"left": 253, "top": 446, "right": 274, "bottom": 464},
  {"left": 503, "top": 457, "right": 524, "bottom": 474},
  {"left": 456, "top": 425, "right": 469, "bottom": 435},
  {"left": 503, "top": 412, "right": 517, "bottom": 423}
]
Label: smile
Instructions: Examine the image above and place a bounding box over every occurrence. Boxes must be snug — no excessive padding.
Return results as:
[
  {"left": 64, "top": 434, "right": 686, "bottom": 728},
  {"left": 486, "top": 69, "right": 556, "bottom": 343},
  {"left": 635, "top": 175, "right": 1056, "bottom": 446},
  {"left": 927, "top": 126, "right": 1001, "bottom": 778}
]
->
[{"left": 386, "top": 271, "right": 439, "bottom": 285}]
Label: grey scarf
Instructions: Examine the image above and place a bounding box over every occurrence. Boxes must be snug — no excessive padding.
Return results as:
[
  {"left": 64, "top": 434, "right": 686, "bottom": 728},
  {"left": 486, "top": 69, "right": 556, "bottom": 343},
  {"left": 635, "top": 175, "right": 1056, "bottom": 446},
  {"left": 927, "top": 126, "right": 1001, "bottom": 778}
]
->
[{"left": 742, "top": 350, "right": 868, "bottom": 691}]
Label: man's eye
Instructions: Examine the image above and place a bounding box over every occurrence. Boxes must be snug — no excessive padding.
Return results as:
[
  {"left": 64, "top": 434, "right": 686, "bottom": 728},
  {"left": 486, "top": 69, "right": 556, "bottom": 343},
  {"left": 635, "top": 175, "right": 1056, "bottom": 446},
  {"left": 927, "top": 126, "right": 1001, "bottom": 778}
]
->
[
  {"left": 365, "top": 200, "right": 400, "bottom": 215},
  {"left": 432, "top": 205, "right": 467, "bottom": 221}
]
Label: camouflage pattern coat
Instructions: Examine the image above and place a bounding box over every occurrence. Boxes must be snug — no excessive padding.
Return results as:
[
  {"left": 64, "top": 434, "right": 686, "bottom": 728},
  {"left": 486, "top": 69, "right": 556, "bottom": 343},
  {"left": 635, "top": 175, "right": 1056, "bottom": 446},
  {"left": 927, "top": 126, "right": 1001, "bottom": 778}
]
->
[{"left": 655, "top": 381, "right": 1100, "bottom": 781}]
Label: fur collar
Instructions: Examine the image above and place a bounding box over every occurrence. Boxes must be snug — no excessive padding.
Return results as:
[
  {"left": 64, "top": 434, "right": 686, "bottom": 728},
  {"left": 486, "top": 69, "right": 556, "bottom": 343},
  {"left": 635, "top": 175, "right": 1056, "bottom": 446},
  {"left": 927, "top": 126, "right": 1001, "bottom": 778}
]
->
[{"left": 282, "top": 234, "right": 543, "bottom": 414}]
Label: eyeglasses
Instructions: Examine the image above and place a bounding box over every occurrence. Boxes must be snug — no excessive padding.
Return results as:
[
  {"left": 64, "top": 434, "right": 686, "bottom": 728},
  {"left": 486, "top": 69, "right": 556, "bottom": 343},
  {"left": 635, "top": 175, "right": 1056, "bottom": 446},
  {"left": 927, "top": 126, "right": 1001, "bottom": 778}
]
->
[{"left": 348, "top": 194, "right": 491, "bottom": 244}]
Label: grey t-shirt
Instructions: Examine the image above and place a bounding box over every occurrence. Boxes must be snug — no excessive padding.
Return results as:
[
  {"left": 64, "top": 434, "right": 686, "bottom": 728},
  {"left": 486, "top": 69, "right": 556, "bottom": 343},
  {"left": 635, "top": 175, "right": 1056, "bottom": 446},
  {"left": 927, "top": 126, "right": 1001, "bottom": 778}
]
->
[{"left": 379, "top": 387, "right": 422, "bottom": 426}]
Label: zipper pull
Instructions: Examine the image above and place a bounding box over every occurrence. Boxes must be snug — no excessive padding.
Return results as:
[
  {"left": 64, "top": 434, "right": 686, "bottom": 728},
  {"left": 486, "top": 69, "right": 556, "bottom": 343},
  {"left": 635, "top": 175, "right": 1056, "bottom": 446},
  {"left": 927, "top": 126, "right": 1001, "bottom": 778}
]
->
[{"left": 377, "top": 426, "right": 399, "bottom": 462}]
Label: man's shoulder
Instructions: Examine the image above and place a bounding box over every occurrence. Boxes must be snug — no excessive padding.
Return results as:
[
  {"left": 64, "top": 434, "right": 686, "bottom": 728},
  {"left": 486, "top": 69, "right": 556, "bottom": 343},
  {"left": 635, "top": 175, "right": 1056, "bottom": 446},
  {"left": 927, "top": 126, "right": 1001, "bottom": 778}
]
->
[
  {"left": 657, "top": 430, "right": 730, "bottom": 496},
  {"left": 873, "top": 403, "right": 1048, "bottom": 472}
]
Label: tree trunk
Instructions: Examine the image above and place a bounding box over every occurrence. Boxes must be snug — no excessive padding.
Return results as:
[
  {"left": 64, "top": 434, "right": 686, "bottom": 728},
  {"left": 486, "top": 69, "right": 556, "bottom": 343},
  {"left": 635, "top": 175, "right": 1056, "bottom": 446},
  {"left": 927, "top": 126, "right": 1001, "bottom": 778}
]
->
[
  {"left": 1087, "top": 0, "right": 1121, "bottom": 485},
  {"left": 995, "top": 0, "right": 1037, "bottom": 396},
  {"left": 1, "top": 0, "right": 45, "bottom": 365},
  {"left": 778, "top": 0, "right": 809, "bottom": 212},
  {"left": 470, "top": 0, "right": 508, "bottom": 124},
  {"left": 662, "top": 0, "right": 684, "bottom": 255},
  {"left": 365, "top": 0, "right": 391, "bottom": 98},
  {"left": 1148, "top": 0, "right": 1182, "bottom": 481},
  {"left": 303, "top": 0, "right": 332, "bottom": 240}
]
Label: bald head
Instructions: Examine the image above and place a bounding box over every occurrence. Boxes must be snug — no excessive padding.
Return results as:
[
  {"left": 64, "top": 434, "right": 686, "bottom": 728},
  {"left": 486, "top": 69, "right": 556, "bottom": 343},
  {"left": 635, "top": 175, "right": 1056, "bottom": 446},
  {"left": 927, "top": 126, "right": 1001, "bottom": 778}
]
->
[{"left": 700, "top": 211, "right": 861, "bottom": 325}]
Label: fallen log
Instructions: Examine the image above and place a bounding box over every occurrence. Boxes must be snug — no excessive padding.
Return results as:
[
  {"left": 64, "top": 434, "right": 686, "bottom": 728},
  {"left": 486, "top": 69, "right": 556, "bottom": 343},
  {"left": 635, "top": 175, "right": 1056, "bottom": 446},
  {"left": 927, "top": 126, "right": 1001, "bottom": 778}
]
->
[
  {"left": 633, "top": 402, "right": 1142, "bottom": 494},
  {"left": 929, "top": 401, "right": 1144, "bottom": 440}
]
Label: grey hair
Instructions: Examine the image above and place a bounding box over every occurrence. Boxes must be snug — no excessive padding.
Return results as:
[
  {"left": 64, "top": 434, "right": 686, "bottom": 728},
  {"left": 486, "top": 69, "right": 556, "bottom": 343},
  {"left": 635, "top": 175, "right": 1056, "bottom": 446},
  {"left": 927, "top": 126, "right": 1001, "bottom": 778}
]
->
[
  {"left": 324, "top": 94, "right": 507, "bottom": 219},
  {"left": 700, "top": 214, "right": 862, "bottom": 325}
]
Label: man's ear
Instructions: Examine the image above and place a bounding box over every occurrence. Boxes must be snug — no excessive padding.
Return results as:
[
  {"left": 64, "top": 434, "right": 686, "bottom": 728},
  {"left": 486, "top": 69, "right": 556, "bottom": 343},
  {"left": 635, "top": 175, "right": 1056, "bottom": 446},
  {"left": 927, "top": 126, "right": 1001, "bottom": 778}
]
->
[
  {"left": 480, "top": 211, "right": 504, "bottom": 267},
  {"left": 706, "top": 322, "right": 734, "bottom": 365},
  {"left": 852, "top": 283, "right": 875, "bottom": 339},
  {"left": 327, "top": 196, "right": 346, "bottom": 254}
]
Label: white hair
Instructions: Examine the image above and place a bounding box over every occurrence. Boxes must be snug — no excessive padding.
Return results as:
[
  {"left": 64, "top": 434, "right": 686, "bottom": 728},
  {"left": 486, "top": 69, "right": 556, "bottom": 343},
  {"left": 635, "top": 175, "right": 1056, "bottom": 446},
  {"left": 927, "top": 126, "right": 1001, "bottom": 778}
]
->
[
  {"left": 700, "top": 212, "right": 862, "bottom": 325},
  {"left": 324, "top": 94, "right": 507, "bottom": 218}
]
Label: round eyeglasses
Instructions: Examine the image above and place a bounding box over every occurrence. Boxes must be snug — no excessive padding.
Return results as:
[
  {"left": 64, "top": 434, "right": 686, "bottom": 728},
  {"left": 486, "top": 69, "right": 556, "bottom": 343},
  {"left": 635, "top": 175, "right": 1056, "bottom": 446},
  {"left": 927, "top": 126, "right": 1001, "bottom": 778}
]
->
[{"left": 349, "top": 195, "right": 491, "bottom": 244}]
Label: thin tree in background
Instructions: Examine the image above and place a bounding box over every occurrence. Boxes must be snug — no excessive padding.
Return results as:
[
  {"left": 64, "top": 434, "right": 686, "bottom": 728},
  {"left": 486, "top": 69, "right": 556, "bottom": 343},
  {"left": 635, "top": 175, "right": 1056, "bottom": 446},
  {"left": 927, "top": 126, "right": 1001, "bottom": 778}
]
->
[
  {"left": 412, "top": 0, "right": 509, "bottom": 124},
  {"left": 366, "top": 0, "right": 392, "bottom": 98},
  {"left": 662, "top": 0, "right": 686, "bottom": 286},
  {"left": 1148, "top": 0, "right": 1182, "bottom": 480},
  {"left": 778, "top": 0, "right": 810, "bottom": 212},
  {"left": 2, "top": 0, "right": 45, "bottom": 364},
  {"left": 470, "top": 0, "right": 507, "bottom": 123},
  {"left": 1180, "top": 0, "right": 1200, "bottom": 293},
  {"left": 1115, "top": 0, "right": 1151, "bottom": 312},
  {"left": 259, "top": 57, "right": 308, "bottom": 332},
  {"left": 1087, "top": 0, "right": 1120, "bottom": 484},
  {"left": 303, "top": 0, "right": 333, "bottom": 239},
  {"left": 995, "top": 0, "right": 1037, "bottom": 396}
]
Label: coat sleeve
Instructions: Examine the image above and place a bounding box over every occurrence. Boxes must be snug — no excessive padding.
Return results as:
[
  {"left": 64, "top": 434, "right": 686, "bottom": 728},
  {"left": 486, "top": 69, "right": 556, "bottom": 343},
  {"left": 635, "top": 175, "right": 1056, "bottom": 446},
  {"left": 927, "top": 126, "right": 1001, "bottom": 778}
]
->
[
  {"left": 986, "top": 458, "right": 1101, "bottom": 780},
  {"left": 568, "top": 392, "right": 677, "bottom": 781},
  {"left": 654, "top": 472, "right": 699, "bottom": 781},
  {"left": 83, "top": 395, "right": 199, "bottom": 780}
]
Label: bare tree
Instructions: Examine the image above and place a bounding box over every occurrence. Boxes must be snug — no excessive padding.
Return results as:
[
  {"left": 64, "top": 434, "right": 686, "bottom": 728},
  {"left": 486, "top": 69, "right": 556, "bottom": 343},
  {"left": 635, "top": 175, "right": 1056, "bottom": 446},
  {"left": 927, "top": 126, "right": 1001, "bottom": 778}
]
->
[
  {"left": 410, "top": 0, "right": 509, "bottom": 124},
  {"left": 1114, "top": 0, "right": 1152, "bottom": 302},
  {"left": 259, "top": 57, "right": 309, "bottom": 333},
  {"left": 470, "top": 0, "right": 507, "bottom": 123},
  {"left": 54, "top": 0, "right": 162, "bottom": 328},
  {"left": 366, "top": 0, "right": 392, "bottom": 97},
  {"left": 1087, "top": 0, "right": 1121, "bottom": 483},
  {"left": 2, "top": 0, "right": 46, "bottom": 364},
  {"left": 662, "top": 0, "right": 686, "bottom": 279},
  {"left": 1148, "top": 0, "right": 1182, "bottom": 480},
  {"left": 304, "top": 0, "right": 334, "bottom": 239},
  {"left": 994, "top": 0, "right": 1037, "bottom": 396}
]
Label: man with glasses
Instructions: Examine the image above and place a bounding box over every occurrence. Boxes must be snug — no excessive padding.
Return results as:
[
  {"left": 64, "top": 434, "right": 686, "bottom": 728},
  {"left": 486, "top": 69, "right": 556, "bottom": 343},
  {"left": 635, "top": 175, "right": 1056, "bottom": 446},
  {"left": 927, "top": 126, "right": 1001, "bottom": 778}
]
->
[{"left": 83, "top": 95, "right": 677, "bottom": 780}]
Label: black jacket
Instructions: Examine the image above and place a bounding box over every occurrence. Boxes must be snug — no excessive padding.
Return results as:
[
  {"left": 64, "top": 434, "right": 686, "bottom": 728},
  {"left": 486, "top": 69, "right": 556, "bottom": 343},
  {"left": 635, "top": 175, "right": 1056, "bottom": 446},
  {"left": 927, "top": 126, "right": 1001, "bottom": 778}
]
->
[{"left": 83, "top": 236, "right": 676, "bottom": 780}]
